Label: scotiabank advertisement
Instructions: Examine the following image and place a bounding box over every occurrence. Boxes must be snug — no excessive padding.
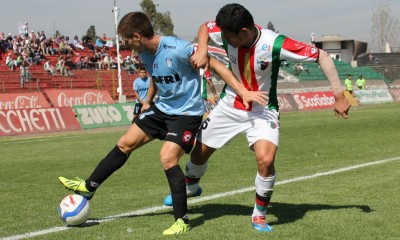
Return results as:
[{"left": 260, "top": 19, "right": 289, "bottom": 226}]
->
[
  {"left": 45, "top": 89, "right": 114, "bottom": 107},
  {"left": 0, "top": 107, "right": 81, "bottom": 136},
  {"left": 292, "top": 91, "right": 335, "bottom": 110},
  {"left": 0, "top": 92, "right": 51, "bottom": 110}
]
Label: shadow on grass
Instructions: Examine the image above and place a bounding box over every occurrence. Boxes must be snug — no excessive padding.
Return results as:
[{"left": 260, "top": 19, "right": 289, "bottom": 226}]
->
[
  {"left": 189, "top": 202, "right": 373, "bottom": 228},
  {"left": 84, "top": 202, "right": 372, "bottom": 229}
]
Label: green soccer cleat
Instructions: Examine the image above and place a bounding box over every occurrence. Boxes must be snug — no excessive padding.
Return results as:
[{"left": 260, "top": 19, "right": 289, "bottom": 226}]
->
[
  {"left": 58, "top": 177, "right": 95, "bottom": 200},
  {"left": 162, "top": 218, "right": 191, "bottom": 235}
]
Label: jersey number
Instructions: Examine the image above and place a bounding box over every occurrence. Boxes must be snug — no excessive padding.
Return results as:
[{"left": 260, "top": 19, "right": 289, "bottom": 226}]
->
[{"left": 201, "top": 118, "right": 211, "bottom": 130}]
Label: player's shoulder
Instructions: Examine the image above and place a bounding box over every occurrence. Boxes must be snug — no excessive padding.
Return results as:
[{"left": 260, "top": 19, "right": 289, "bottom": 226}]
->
[
  {"left": 161, "top": 36, "right": 192, "bottom": 49},
  {"left": 260, "top": 28, "right": 281, "bottom": 40}
]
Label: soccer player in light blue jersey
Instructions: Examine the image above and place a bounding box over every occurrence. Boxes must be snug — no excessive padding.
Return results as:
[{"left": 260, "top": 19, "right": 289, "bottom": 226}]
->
[
  {"left": 132, "top": 67, "right": 150, "bottom": 123},
  {"left": 59, "top": 11, "right": 267, "bottom": 235}
]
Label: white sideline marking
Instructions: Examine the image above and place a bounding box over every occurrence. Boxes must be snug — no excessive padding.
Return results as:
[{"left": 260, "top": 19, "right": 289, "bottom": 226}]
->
[{"left": 1, "top": 156, "right": 399, "bottom": 240}]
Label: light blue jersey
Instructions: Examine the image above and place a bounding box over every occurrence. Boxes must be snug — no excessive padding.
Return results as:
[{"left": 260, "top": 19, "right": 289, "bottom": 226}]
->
[
  {"left": 139, "top": 36, "right": 205, "bottom": 116},
  {"left": 133, "top": 76, "right": 150, "bottom": 103}
]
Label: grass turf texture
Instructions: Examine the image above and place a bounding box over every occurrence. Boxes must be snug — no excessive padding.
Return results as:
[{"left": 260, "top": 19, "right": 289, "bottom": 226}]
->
[{"left": 0, "top": 103, "right": 399, "bottom": 240}]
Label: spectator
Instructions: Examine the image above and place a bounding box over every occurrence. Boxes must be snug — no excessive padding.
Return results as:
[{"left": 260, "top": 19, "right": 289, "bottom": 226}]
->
[
  {"left": 65, "top": 36, "right": 76, "bottom": 51},
  {"left": 21, "top": 48, "right": 33, "bottom": 66},
  {"left": 22, "top": 22, "right": 29, "bottom": 37},
  {"left": 95, "top": 36, "right": 106, "bottom": 48},
  {"left": 55, "top": 56, "right": 67, "bottom": 76},
  {"left": 356, "top": 75, "right": 366, "bottom": 90},
  {"left": 44, "top": 60, "right": 56, "bottom": 75},
  {"left": 88, "top": 52, "right": 99, "bottom": 69},
  {"left": 82, "top": 35, "right": 94, "bottom": 50},
  {"left": 6, "top": 33, "right": 13, "bottom": 50},
  {"left": 344, "top": 74, "right": 353, "bottom": 95},
  {"left": 5, "top": 53, "right": 16, "bottom": 71},
  {"left": 45, "top": 37, "right": 56, "bottom": 55},
  {"left": 102, "top": 54, "right": 111, "bottom": 70},
  {"left": 39, "top": 31, "right": 46, "bottom": 42},
  {"left": 122, "top": 56, "right": 138, "bottom": 74},
  {"left": 15, "top": 52, "right": 23, "bottom": 67},
  {"left": 294, "top": 62, "right": 309, "bottom": 75},
  {"left": 20, "top": 62, "right": 30, "bottom": 88},
  {"left": 81, "top": 54, "right": 90, "bottom": 69},
  {"left": 73, "top": 36, "right": 84, "bottom": 50},
  {"left": 0, "top": 33, "right": 6, "bottom": 53},
  {"left": 369, "top": 53, "right": 379, "bottom": 64},
  {"left": 29, "top": 30, "right": 35, "bottom": 40}
]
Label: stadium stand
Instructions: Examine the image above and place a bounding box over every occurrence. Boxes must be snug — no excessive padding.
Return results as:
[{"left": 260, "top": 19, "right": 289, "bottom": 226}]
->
[
  {"left": 283, "top": 60, "right": 386, "bottom": 82},
  {"left": 0, "top": 29, "right": 396, "bottom": 99}
]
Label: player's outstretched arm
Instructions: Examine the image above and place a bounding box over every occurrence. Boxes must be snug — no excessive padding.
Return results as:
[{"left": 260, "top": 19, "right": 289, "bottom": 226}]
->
[
  {"left": 318, "top": 49, "right": 351, "bottom": 119},
  {"left": 208, "top": 57, "right": 268, "bottom": 108}
]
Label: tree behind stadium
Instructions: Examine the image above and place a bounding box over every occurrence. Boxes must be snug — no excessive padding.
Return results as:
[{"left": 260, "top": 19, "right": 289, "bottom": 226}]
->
[
  {"left": 371, "top": 3, "right": 400, "bottom": 52},
  {"left": 140, "top": 0, "right": 176, "bottom": 36}
]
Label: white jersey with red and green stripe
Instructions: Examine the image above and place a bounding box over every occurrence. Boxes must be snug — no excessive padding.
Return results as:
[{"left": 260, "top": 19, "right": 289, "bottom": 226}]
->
[{"left": 205, "top": 21, "right": 319, "bottom": 112}]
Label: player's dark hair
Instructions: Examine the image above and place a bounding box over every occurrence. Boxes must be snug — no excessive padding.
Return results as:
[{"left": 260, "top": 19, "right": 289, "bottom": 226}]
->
[
  {"left": 138, "top": 66, "right": 146, "bottom": 72},
  {"left": 215, "top": 3, "right": 254, "bottom": 34},
  {"left": 118, "top": 12, "right": 154, "bottom": 39}
]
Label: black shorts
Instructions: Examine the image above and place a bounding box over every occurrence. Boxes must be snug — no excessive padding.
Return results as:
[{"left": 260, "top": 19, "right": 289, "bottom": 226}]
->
[
  {"left": 134, "top": 103, "right": 143, "bottom": 115},
  {"left": 135, "top": 105, "right": 203, "bottom": 154}
]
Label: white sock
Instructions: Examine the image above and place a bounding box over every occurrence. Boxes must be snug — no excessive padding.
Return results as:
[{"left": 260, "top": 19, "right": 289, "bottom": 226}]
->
[
  {"left": 186, "top": 160, "right": 208, "bottom": 196},
  {"left": 252, "top": 172, "right": 275, "bottom": 218}
]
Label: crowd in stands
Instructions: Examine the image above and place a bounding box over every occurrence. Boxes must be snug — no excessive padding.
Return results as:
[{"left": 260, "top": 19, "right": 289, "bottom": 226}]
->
[{"left": 0, "top": 27, "right": 142, "bottom": 84}]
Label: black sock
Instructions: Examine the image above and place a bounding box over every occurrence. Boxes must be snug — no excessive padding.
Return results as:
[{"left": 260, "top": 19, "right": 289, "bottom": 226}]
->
[
  {"left": 86, "top": 145, "right": 130, "bottom": 192},
  {"left": 165, "top": 165, "right": 188, "bottom": 222}
]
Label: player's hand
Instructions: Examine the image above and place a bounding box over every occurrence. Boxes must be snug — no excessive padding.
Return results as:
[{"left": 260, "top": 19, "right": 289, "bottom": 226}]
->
[
  {"left": 333, "top": 91, "right": 351, "bottom": 119},
  {"left": 141, "top": 102, "right": 151, "bottom": 112},
  {"left": 190, "top": 49, "right": 209, "bottom": 71},
  {"left": 241, "top": 90, "right": 269, "bottom": 109}
]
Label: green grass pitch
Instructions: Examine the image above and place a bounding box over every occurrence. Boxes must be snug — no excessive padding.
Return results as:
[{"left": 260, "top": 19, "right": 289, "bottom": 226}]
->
[{"left": 1, "top": 103, "right": 399, "bottom": 240}]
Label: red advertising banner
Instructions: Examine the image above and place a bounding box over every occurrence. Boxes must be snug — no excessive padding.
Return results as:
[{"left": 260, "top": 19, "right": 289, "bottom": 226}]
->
[
  {"left": 0, "top": 92, "right": 50, "bottom": 110},
  {"left": 277, "top": 94, "right": 298, "bottom": 112},
  {"left": 45, "top": 89, "right": 114, "bottom": 107},
  {"left": 389, "top": 89, "right": 400, "bottom": 102},
  {"left": 0, "top": 107, "right": 81, "bottom": 136},
  {"left": 292, "top": 91, "right": 335, "bottom": 110}
]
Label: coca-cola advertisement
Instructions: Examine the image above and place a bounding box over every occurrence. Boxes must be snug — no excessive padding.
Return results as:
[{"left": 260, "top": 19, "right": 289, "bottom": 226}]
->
[
  {"left": 45, "top": 89, "right": 114, "bottom": 107},
  {"left": 0, "top": 93, "right": 50, "bottom": 110}
]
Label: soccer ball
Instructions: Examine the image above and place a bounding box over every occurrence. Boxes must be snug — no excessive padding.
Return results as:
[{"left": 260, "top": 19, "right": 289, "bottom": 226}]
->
[{"left": 58, "top": 194, "right": 90, "bottom": 226}]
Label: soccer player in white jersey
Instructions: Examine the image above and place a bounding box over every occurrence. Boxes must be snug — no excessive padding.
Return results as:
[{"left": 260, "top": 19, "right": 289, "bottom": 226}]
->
[
  {"left": 163, "top": 3, "right": 351, "bottom": 232},
  {"left": 59, "top": 11, "right": 267, "bottom": 235}
]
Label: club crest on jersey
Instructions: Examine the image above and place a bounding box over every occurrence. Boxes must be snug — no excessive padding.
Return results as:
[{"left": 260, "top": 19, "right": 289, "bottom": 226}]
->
[
  {"left": 206, "top": 21, "right": 216, "bottom": 29},
  {"left": 311, "top": 47, "right": 318, "bottom": 54},
  {"left": 229, "top": 55, "right": 237, "bottom": 64},
  {"left": 267, "top": 121, "right": 278, "bottom": 129},
  {"left": 257, "top": 58, "right": 268, "bottom": 70},
  {"left": 182, "top": 130, "right": 194, "bottom": 145},
  {"left": 166, "top": 58, "right": 173, "bottom": 68}
]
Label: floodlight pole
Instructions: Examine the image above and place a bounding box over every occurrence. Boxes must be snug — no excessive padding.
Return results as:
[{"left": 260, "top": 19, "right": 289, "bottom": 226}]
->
[{"left": 112, "top": 0, "right": 124, "bottom": 102}]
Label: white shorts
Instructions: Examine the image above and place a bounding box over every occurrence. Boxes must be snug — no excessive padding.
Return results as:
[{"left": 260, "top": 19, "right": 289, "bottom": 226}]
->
[{"left": 197, "top": 100, "right": 280, "bottom": 149}]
